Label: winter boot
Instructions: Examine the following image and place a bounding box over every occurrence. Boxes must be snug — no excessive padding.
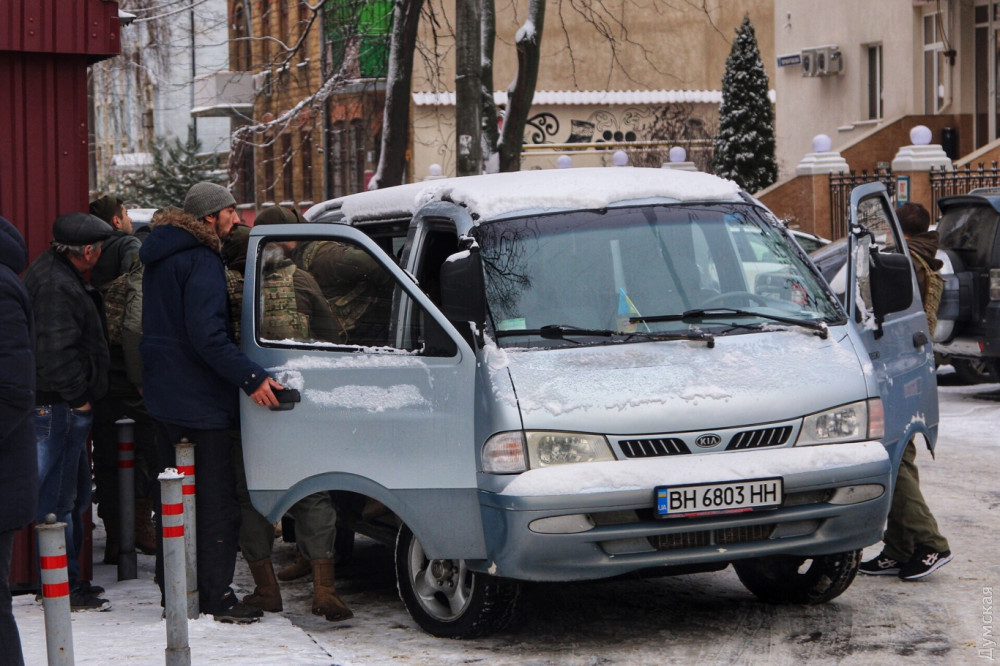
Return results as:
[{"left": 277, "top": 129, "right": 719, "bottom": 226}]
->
[
  {"left": 102, "top": 517, "right": 120, "bottom": 565},
  {"left": 243, "top": 558, "right": 283, "bottom": 612},
  {"left": 134, "top": 498, "right": 158, "bottom": 555},
  {"left": 311, "top": 558, "right": 353, "bottom": 621},
  {"left": 277, "top": 549, "right": 311, "bottom": 581}
]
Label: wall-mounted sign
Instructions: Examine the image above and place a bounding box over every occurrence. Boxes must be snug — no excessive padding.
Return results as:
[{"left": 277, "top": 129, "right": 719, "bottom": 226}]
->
[
  {"left": 777, "top": 53, "right": 802, "bottom": 67},
  {"left": 896, "top": 175, "right": 910, "bottom": 205}
]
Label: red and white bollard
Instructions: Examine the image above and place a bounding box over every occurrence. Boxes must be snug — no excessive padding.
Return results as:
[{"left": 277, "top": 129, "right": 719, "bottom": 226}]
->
[
  {"left": 174, "top": 438, "right": 198, "bottom": 619},
  {"left": 116, "top": 417, "right": 138, "bottom": 580},
  {"left": 159, "top": 469, "right": 191, "bottom": 666},
  {"left": 36, "top": 514, "right": 73, "bottom": 666}
]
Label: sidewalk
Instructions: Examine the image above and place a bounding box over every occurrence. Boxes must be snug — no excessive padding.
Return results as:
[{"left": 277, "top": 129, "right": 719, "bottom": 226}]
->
[{"left": 12, "top": 523, "right": 335, "bottom": 665}]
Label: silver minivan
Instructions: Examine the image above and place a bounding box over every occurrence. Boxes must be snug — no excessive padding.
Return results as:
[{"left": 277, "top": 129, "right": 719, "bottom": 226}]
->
[{"left": 239, "top": 169, "right": 938, "bottom": 637}]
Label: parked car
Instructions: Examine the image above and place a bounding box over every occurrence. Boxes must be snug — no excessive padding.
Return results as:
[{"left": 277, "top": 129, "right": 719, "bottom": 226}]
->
[
  {"left": 933, "top": 188, "right": 1000, "bottom": 383},
  {"left": 789, "top": 228, "right": 830, "bottom": 254},
  {"left": 238, "top": 169, "right": 937, "bottom": 638},
  {"left": 127, "top": 207, "right": 157, "bottom": 241}
]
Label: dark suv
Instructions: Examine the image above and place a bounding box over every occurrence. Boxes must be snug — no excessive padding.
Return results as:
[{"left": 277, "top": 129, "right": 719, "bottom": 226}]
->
[{"left": 934, "top": 188, "right": 1000, "bottom": 382}]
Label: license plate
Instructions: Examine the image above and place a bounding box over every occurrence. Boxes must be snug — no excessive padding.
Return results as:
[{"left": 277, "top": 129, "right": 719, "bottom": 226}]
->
[{"left": 655, "top": 478, "right": 782, "bottom": 517}]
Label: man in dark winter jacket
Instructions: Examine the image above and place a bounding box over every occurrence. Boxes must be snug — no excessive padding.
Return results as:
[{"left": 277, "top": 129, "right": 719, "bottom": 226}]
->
[
  {"left": 140, "top": 182, "right": 282, "bottom": 624},
  {"left": 22, "top": 212, "right": 114, "bottom": 611},
  {"left": 0, "top": 217, "right": 38, "bottom": 665},
  {"left": 89, "top": 195, "right": 140, "bottom": 292},
  {"left": 860, "top": 202, "right": 952, "bottom": 581}
]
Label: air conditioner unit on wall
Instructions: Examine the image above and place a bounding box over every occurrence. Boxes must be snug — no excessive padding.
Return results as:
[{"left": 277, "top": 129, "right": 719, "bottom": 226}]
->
[
  {"left": 815, "top": 45, "right": 844, "bottom": 76},
  {"left": 801, "top": 48, "right": 817, "bottom": 77}
]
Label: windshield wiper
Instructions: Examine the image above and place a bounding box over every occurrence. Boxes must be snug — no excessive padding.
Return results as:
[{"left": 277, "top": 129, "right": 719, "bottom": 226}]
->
[
  {"left": 494, "top": 324, "right": 618, "bottom": 343},
  {"left": 632, "top": 308, "right": 829, "bottom": 339},
  {"left": 624, "top": 329, "right": 716, "bottom": 347}
]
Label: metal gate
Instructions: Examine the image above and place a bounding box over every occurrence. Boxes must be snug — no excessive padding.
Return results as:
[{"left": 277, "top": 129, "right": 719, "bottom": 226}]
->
[
  {"left": 829, "top": 169, "right": 895, "bottom": 239},
  {"left": 930, "top": 162, "right": 1000, "bottom": 213}
]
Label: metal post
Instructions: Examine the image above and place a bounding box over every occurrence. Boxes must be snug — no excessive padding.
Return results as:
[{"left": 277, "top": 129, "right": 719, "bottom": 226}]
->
[
  {"left": 36, "top": 514, "right": 73, "bottom": 666},
  {"left": 160, "top": 469, "right": 191, "bottom": 666},
  {"left": 174, "top": 438, "right": 198, "bottom": 619},
  {"left": 116, "top": 417, "right": 137, "bottom": 580}
]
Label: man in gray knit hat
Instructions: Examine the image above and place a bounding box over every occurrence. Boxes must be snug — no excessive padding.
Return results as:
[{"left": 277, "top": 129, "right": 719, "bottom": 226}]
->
[
  {"left": 140, "top": 183, "right": 282, "bottom": 623},
  {"left": 183, "top": 181, "right": 239, "bottom": 241}
]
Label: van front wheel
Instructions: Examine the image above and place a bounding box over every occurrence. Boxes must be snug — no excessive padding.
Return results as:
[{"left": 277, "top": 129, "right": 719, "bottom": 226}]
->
[
  {"left": 733, "top": 549, "right": 861, "bottom": 604},
  {"left": 394, "top": 524, "right": 520, "bottom": 638}
]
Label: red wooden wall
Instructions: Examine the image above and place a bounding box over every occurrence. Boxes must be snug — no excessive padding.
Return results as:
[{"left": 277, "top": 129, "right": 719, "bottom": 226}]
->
[{"left": 0, "top": 0, "right": 120, "bottom": 261}]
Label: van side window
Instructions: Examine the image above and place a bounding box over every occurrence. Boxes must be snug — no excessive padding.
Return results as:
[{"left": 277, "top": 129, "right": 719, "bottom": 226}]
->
[
  {"left": 255, "top": 238, "right": 456, "bottom": 357},
  {"left": 854, "top": 196, "right": 907, "bottom": 315}
]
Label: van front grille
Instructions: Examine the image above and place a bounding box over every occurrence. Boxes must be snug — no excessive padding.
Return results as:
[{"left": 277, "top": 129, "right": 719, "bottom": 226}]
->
[
  {"left": 648, "top": 524, "right": 775, "bottom": 551},
  {"left": 726, "top": 426, "right": 792, "bottom": 450},
  {"left": 619, "top": 438, "right": 690, "bottom": 458}
]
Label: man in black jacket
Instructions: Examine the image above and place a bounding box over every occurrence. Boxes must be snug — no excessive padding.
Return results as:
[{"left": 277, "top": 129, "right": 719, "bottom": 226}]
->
[
  {"left": 22, "top": 212, "right": 114, "bottom": 611},
  {"left": 0, "top": 216, "right": 37, "bottom": 665},
  {"left": 89, "top": 195, "right": 140, "bottom": 292}
]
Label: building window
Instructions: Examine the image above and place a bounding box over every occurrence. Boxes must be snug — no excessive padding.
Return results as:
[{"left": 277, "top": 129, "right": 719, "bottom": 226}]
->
[
  {"left": 349, "top": 119, "right": 365, "bottom": 193},
  {"left": 263, "top": 139, "right": 275, "bottom": 202},
  {"left": 328, "top": 121, "right": 346, "bottom": 199},
  {"left": 866, "top": 44, "right": 883, "bottom": 120},
  {"left": 232, "top": 1, "right": 252, "bottom": 71},
  {"left": 260, "top": 0, "right": 272, "bottom": 64},
  {"left": 923, "top": 11, "right": 951, "bottom": 114},
  {"left": 281, "top": 133, "right": 294, "bottom": 202},
  {"left": 234, "top": 136, "right": 255, "bottom": 204},
  {"left": 300, "top": 129, "right": 314, "bottom": 202}
]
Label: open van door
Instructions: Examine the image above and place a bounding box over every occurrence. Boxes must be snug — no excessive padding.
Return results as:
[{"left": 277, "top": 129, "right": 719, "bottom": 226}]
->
[
  {"left": 845, "top": 183, "right": 940, "bottom": 467},
  {"left": 238, "top": 222, "right": 486, "bottom": 560}
]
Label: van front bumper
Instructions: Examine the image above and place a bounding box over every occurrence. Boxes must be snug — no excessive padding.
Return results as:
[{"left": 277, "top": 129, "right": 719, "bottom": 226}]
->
[{"left": 475, "top": 441, "right": 891, "bottom": 582}]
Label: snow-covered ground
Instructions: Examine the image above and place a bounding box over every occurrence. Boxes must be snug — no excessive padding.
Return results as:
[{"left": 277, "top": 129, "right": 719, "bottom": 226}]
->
[{"left": 13, "top": 374, "right": 1000, "bottom": 664}]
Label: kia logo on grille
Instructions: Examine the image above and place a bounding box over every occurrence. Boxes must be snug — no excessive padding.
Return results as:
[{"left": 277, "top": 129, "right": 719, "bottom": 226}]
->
[{"left": 695, "top": 434, "right": 722, "bottom": 448}]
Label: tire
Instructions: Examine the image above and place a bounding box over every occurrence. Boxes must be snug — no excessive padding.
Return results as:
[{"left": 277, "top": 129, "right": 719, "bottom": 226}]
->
[
  {"left": 394, "top": 524, "right": 520, "bottom": 638},
  {"left": 951, "top": 358, "right": 998, "bottom": 385},
  {"left": 733, "top": 549, "right": 861, "bottom": 605}
]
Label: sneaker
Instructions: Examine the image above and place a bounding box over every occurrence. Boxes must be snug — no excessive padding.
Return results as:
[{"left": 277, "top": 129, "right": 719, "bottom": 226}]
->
[
  {"left": 211, "top": 592, "right": 263, "bottom": 624},
  {"left": 70, "top": 588, "right": 111, "bottom": 612},
  {"left": 859, "top": 551, "right": 901, "bottom": 575},
  {"left": 899, "top": 545, "right": 952, "bottom": 581},
  {"left": 76, "top": 581, "right": 106, "bottom": 596}
]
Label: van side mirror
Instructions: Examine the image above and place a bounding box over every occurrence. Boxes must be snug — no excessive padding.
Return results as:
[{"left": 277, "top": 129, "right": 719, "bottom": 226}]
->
[
  {"left": 439, "top": 237, "right": 486, "bottom": 330},
  {"left": 869, "top": 249, "right": 913, "bottom": 325}
]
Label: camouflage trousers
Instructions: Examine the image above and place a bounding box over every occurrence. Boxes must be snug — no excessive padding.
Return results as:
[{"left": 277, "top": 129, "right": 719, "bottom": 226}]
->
[
  {"left": 882, "top": 438, "right": 950, "bottom": 562},
  {"left": 232, "top": 433, "right": 337, "bottom": 563}
]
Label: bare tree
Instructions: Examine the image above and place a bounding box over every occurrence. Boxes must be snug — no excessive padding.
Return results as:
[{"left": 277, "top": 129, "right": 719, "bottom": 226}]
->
[{"left": 370, "top": 0, "right": 426, "bottom": 189}]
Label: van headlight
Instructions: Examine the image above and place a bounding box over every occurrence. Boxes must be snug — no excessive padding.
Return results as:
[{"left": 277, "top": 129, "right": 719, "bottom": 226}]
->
[
  {"left": 482, "top": 431, "right": 614, "bottom": 473},
  {"left": 526, "top": 432, "right": 614, "bottom": 468},
  {"left": 796, "top": 398, "right": 883, "bottom": 445}
]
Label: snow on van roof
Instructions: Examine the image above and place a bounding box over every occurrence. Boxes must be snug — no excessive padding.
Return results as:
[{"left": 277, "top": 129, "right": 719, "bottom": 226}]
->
[{"left": 320, "top": 167, "right": 743, "bottom": 223}]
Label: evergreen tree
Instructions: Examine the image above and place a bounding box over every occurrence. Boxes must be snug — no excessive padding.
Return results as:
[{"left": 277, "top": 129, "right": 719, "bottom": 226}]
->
[
  {"left": 116, "top": 127, "right": 225, "bottom": 208},
  {"left": 712, "top": 16, "right": 777, "bottom": 193}
]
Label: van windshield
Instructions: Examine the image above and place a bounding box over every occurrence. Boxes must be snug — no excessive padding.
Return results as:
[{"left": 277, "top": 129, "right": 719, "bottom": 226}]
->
[{"left": 475, "top": 203, "right": 843, "bottom": 348}]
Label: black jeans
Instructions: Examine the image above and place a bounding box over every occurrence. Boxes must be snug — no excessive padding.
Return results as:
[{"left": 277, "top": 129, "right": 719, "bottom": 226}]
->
[
  {"left": 153, "top": 423, "right": 241, "bottom": 615},
  {"left": 0, "top": 530, "right": 25, "bottom": 666}
]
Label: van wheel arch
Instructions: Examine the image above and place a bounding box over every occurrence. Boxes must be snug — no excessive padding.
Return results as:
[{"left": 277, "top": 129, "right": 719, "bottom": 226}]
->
[{"left": 394, "top": 523, "right": 520, "bottom": 638}]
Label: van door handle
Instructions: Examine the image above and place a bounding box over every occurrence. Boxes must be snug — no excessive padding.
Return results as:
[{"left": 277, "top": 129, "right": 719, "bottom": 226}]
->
[
  {"left": 912, "top": 331, "right": 928, "bottom": 348},
  {"left": 269, "top": 388, "right": 301, "bottom": 411}
]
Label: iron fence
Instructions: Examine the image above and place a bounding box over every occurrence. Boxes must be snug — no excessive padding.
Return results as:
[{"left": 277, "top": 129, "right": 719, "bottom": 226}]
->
[
  {"left": 829, "top": 169, "right": 895, "bottom": 239},
  {"left": 929, "top": 162, "right": 1000, "bottom": 214}
]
